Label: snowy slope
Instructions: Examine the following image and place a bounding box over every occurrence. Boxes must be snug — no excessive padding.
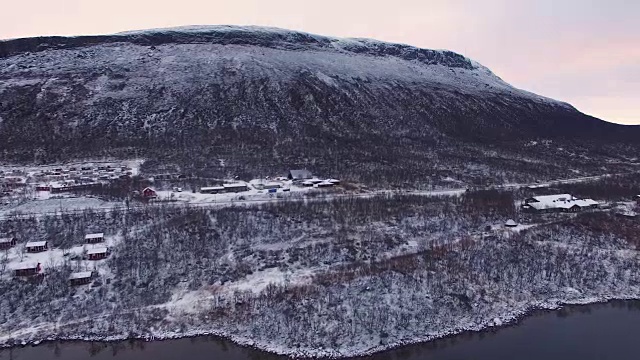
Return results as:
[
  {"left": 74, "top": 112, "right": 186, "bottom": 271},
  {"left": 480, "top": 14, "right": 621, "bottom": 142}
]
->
[{"left": 0, "top": 26, "right": 637, "bottom": 185}]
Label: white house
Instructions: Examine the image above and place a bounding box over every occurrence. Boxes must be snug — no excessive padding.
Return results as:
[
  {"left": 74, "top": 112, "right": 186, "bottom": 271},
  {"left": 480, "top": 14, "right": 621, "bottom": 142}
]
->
[{"left": 522, "top": 194, "right": 599, "bottom": 213}]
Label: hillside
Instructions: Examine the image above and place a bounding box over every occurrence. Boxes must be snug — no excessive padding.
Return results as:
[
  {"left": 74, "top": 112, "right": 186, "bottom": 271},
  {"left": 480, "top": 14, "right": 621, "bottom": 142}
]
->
[{"left": 0, "top": 26, "right": 638, "bottom": 185}]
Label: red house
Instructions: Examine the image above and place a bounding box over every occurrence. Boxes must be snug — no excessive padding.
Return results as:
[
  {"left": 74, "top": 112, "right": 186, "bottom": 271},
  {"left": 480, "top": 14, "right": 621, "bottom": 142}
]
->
[{"left": 142, "top": 187, "right": 157, "bottom": 199}]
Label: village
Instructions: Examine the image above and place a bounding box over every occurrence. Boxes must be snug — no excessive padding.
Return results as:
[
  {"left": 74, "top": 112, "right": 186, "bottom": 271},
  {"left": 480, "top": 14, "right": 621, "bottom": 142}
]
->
[
  {"left": 1, "top": 160, "right": 639, "bottom": 288},
  {"left": 0, "top": 231, "right": 113, "bottom": 287},
  {"left": 1, "top": 182, "right": 638, "bottom": 288},
  {"left": 0, "top": 161, "right": 344, "bottom": 216}
]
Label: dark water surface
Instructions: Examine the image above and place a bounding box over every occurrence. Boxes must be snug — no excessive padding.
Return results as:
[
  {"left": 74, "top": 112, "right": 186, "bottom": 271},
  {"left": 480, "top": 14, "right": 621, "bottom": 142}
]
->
[{"left": 2, "top": 301, "right": 639, "bottom": 360}]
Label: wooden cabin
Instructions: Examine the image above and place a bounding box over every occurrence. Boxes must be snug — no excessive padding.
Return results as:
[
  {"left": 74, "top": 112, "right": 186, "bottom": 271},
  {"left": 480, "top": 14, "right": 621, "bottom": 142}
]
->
[
  {"left": 14, "top": 263, "right": 41, "bottom": 277},
  {"left": 0, "top": 237, "right": 16, "bottom": 250},
  {"left": 69, "top": 271, "right": 94, "bottom": 285},
  {"left": 25, "top": 241, "right": 48, "bottom": 253},
  {"left": 85, "top": 233, "right": 104, "bottom": 244},
  {"left": 87, "top": 247, "right": 109, "bottom": 261}
]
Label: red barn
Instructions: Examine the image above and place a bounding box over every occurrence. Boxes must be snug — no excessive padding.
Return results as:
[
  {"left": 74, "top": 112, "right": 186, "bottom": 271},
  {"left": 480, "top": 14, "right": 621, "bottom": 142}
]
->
[{"left": 142, "top": 187, "right": 157, "bottom": 199}]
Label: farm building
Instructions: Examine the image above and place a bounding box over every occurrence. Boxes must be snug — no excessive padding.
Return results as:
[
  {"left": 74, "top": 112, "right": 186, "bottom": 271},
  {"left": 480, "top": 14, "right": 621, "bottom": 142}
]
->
[
  {"left": 0, "top": 237, "right": 16, "bottom": 250},
  {"left": 13, "top": 262, "right": 41, "bottom": 277},
  {"left": 87, "top": 247, "right": 109, "bottom": 260},
  {"left": 25, "top": 241, "right": 48, "bottom": 253},
  {"left": 85, "top": 233, "right": 104, "bottom": 244},
  {"left": 223, "top": 183, "right": 249, "bottom": 193},
  {"left": 521, "top": 194, "right": 599, "bottom": 213},
  {"left": 69, "top": 271, "right": 94, "bottom": 285},
  {"left": 200, "top": 186, "right": 225, "bottom": 194},
  {"left": 288, "top": 169, "right": 313, "bottom": 181},
  {"left": 142, "top": 187, "right": 157, "bottom": 199}
]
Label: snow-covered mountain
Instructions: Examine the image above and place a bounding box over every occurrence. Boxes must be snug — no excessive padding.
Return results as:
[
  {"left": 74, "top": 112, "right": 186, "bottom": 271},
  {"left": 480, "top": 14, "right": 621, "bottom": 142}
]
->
[{"left": 0, "top": 26, "right": 637, "bottom": 184}]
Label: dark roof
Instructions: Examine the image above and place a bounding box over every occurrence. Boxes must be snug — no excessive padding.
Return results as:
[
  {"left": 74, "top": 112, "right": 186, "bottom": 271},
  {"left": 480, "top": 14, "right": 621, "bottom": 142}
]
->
[{"left": 288, "top": 169, "right": 312, "bottom": 180}]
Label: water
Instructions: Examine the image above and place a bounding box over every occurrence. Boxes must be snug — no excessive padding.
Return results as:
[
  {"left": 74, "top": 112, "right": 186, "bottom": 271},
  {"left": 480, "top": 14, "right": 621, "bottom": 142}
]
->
[{"left": 1, "top": 301, "right": 639, "bottom": 360}]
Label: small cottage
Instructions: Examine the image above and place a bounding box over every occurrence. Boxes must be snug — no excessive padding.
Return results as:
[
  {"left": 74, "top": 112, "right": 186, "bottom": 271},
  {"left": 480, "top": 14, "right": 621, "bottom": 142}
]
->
[
  {"left": 85, "top": 233, "right": 104, "bottom": 244},
  {"left": 14, "top": 263, "right": 41, "bottom": 277},
  {"left": 0, "top": 237, "right": 16, "bottom": 250},
  {"left": 69, "top": 271, "right": 94, "bottom": 286},
  {"left": 25, "top": 241, "right": 48, "bottom": 253},
  {"left": 87, "top": 247, "right": 109, "bottom": 261}
]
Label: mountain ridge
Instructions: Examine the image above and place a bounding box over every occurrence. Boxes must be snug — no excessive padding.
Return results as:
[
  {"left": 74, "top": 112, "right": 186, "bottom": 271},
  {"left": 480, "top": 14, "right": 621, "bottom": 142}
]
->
[{"left": 0, "top": 26, "right": 637, "bottom": 184}]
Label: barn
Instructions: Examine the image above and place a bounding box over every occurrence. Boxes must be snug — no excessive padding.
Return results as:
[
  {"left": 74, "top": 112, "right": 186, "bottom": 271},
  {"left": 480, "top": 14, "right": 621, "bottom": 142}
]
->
[
  {"left": 87, "top": 247, "right": 109, "bottom": 260},
  {"left": 287, "top": 169, "right": 313, "bottom": 181},
  {"left": 0, "top": 237, "right": 16, "bottom": 250},
  {"left": 85, "top": 233, "right": 104, "bottom": 244},
  {"left": 14, "top": 263, "right": 41, "bottom": 277},
  {"left": 25, "top": 241, "right": 48, "bottom": 253},
  {"left": 69, "top": 271, "right": 94, "bottom": 285}
]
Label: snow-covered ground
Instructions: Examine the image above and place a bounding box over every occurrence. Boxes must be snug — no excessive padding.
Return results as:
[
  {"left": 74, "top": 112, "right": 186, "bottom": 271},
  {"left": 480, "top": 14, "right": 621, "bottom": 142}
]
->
[{"left": 0, "top": 196, "right": 120, "bottom": 217}]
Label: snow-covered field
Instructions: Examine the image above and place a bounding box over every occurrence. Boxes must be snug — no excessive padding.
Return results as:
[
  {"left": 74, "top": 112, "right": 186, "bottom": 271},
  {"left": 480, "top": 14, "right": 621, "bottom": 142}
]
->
[{"left": 0, "top": 196, "right": 119, "bottom": 217}]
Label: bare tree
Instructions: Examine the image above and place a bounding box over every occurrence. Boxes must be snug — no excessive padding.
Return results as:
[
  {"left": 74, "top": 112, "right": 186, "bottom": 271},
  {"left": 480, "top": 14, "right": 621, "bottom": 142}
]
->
[{"left": 0, "top": 249, "right": 9, "bottom": 273}]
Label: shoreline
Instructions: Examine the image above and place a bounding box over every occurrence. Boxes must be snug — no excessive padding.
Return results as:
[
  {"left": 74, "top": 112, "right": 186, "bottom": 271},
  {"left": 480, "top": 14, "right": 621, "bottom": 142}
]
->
[{"left": 2, "top": 295, "right": 639, "bottom": 359}]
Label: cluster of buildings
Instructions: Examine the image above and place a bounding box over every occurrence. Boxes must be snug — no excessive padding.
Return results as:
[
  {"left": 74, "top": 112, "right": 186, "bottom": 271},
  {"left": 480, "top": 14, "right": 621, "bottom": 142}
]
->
[
  {"left": 197, "top": 169, "right": 341, "bottom": 195},
  {"left": 3, "top": 231, "right": 110, "bottom": 285},
  {"left": 521, "top": 194, "right": 599, "bottom": 213},
  {"left": 288, "top": 169, "right": 340, "bottom": 188},
  {"left": 33, "top": 164, "right": 133, "bottom": 194},
  {"left": 0, "top": 163, "right": 135, "bottom": 198}
]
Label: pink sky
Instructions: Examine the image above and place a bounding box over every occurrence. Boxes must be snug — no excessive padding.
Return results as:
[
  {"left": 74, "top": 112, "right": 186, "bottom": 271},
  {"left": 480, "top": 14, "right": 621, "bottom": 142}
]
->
[{"left": 1, "top": 0, "right": 637, "bottom": 124}]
